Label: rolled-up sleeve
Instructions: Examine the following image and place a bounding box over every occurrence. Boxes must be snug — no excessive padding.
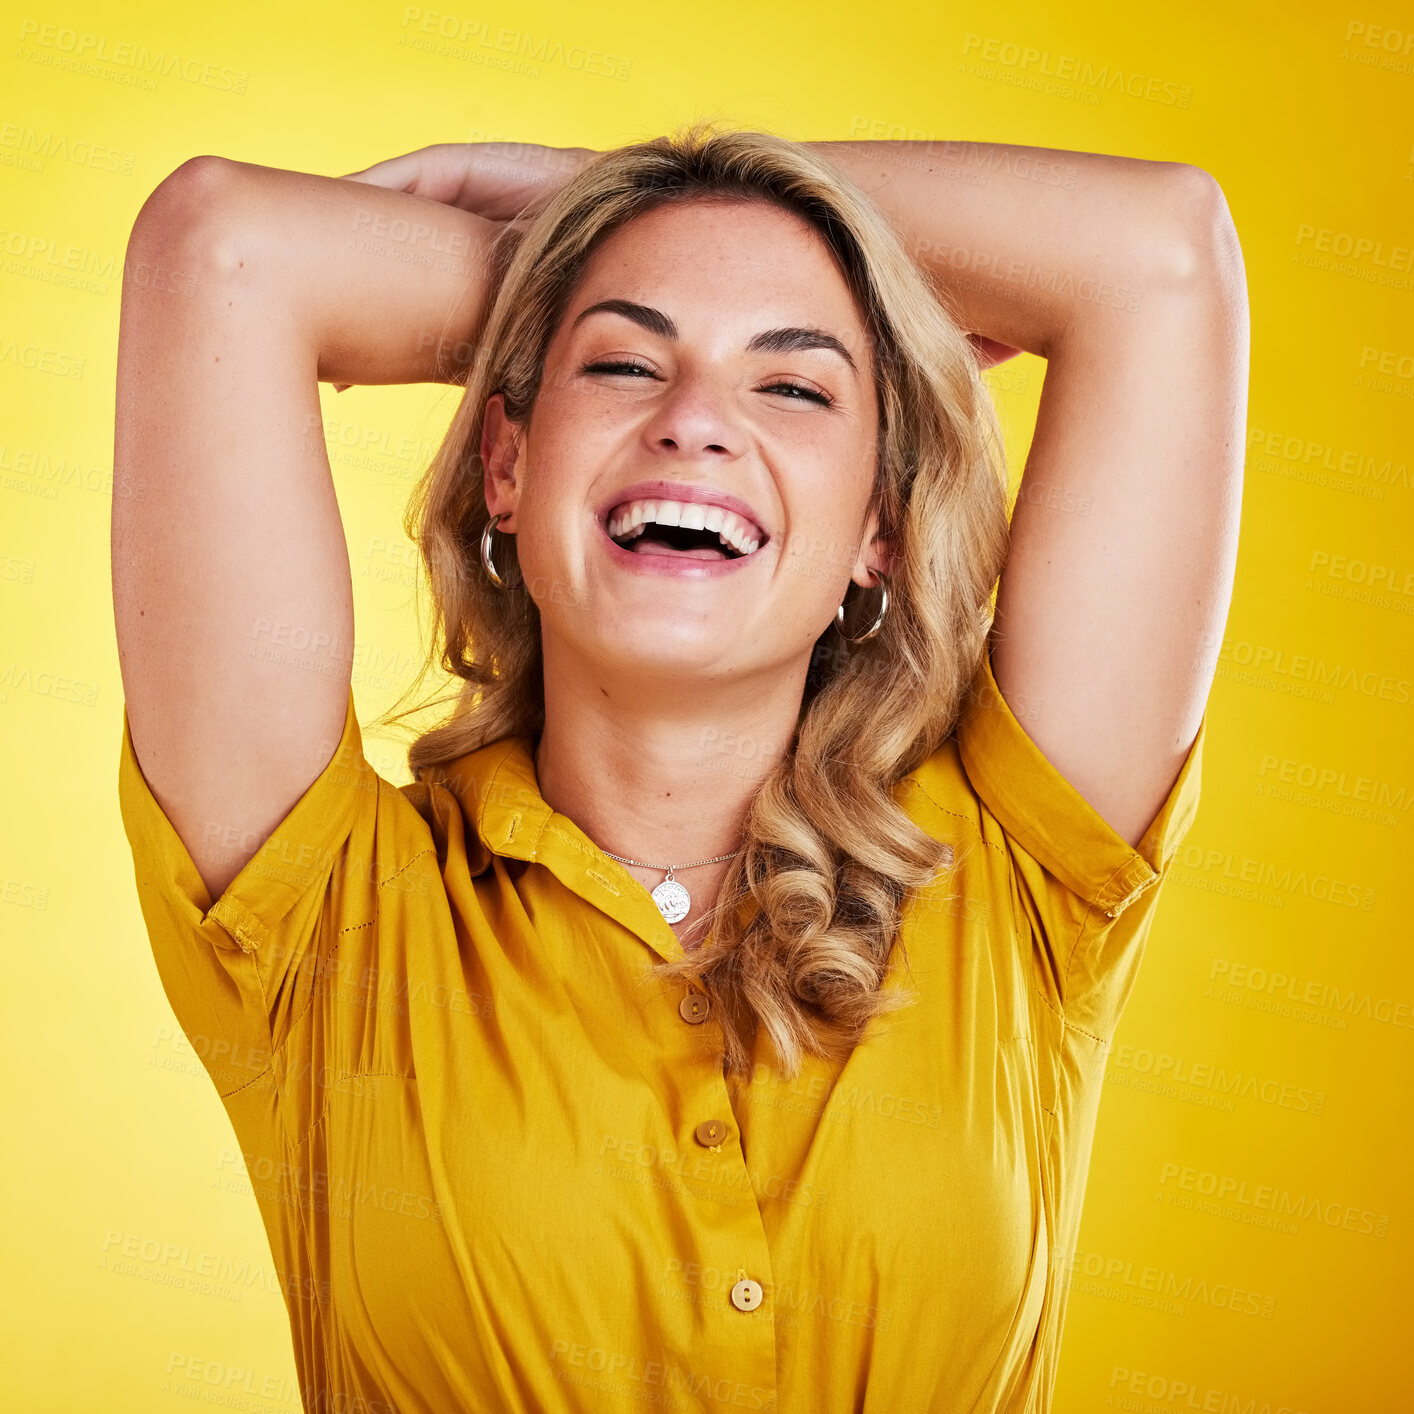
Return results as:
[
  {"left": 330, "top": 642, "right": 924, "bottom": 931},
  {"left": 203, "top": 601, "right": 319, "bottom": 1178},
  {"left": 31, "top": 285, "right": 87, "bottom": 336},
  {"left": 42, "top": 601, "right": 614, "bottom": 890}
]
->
[
  {"left": 118, "top": 688, "right": 384, "bottom": 1095},
  {"left": 954, "top": 643, "right": 1206, "bottom": 1040}
]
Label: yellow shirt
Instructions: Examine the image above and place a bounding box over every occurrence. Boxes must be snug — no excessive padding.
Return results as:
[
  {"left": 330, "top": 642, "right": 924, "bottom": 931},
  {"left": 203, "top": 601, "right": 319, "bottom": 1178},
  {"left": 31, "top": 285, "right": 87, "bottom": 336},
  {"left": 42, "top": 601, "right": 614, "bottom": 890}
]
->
[{"left": 118, "top": 645, "right": 1205, "bottom": 1413}]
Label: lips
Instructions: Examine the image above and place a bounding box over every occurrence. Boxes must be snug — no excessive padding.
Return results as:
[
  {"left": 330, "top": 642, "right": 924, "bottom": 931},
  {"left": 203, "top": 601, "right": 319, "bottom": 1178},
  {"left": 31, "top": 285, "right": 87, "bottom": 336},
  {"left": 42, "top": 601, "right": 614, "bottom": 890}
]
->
[{"left": 597, "top": 480, "right": 769, "bottom": 564}]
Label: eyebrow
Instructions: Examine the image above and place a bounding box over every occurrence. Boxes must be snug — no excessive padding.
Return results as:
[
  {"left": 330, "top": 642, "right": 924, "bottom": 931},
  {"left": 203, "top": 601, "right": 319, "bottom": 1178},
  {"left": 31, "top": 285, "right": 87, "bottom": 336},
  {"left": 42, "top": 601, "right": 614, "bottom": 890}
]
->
[{"left": 569, "top": 298, "right": 860, "bottom": 375}]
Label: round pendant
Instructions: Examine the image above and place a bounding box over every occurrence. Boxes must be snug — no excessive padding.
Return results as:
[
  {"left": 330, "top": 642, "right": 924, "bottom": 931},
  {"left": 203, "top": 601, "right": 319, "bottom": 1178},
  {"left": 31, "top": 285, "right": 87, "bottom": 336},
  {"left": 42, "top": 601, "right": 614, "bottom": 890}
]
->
[{"left": 651, "top": 878, "right": 691, "bottom": 924}]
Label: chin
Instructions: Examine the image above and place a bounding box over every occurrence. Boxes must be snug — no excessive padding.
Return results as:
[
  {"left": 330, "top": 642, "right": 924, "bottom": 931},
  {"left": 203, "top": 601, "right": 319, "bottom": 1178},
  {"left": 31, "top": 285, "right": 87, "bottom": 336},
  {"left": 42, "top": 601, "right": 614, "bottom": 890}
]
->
[{"left": 585, "top": 623, "right": 746, "bottom": 680}]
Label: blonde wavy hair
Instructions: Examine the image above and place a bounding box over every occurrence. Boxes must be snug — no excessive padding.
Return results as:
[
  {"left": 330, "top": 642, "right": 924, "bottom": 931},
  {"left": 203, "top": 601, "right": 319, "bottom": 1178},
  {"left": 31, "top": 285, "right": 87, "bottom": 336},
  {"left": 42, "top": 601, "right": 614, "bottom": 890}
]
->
[{"left": 383, "top": 119, "right": 1010, "bottom": 1079}]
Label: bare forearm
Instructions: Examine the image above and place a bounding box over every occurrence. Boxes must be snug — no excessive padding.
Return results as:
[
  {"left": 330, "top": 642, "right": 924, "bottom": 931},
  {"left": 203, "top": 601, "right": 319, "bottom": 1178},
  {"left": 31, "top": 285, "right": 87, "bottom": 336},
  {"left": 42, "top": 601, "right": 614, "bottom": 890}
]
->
[
  {"left": 811, "top": 140, "right": 1222, "bottom": 357},
  {"left": 131, "top": 155, "right": 502, "bottom": 385}
]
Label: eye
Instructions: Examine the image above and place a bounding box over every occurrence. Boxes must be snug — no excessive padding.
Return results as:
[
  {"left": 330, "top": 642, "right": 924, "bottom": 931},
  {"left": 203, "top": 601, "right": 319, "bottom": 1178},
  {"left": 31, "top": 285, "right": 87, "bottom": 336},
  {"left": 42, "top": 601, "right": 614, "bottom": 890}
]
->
[
  {"left": 580, "top": 360, "right": 834, "bottom": 407},
  {"left": 582, "top": 358, "right": 657, "bottom": 378},
  {"left": 760, "top": 380, "right": 834, "bottom": 407}
]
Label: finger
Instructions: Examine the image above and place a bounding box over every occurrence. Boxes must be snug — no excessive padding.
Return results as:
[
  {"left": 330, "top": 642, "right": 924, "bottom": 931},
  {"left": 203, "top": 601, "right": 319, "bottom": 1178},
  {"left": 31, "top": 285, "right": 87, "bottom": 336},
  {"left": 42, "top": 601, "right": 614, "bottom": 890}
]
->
[
  {"left": 339, "top": 144, "right": 470, "bottom": 198},
  {"left": 338, "top": 151, "right": 425, "bottom": 193}
]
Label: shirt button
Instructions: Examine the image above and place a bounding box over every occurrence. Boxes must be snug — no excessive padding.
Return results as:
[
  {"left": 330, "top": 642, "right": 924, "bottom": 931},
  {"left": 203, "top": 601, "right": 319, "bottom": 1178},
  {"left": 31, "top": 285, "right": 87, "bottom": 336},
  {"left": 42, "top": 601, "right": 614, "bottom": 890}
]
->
[
  {"left": 694, "top": 1119, "right": 728, "bottom": 1147},
  {"left": 730, "top": 1278, "right": 764, "bottom": 1312},
  {"left": 679, "top": 992, "right": 710, "bottom": 1024}
]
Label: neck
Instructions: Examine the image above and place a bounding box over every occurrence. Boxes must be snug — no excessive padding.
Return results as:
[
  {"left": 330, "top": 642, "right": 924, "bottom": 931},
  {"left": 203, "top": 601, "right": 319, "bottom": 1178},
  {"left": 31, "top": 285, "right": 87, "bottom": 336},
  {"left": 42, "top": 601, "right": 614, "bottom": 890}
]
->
[{"left": 533, "top": 636, "right": 810, "bottom": 884}]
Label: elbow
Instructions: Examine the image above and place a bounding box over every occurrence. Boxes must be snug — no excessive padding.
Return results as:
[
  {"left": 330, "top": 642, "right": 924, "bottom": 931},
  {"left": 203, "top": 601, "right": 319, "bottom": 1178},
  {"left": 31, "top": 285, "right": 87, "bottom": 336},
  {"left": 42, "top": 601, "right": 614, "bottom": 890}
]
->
[
  {"left": 134, "top": 155, "right": 238, "bottom": 235},
  {"left": 128, "top": 155, "right": 249, "bottom": 273},
  {"left": 1150, "top": 164, "right": 1248, "bottom": 307}
]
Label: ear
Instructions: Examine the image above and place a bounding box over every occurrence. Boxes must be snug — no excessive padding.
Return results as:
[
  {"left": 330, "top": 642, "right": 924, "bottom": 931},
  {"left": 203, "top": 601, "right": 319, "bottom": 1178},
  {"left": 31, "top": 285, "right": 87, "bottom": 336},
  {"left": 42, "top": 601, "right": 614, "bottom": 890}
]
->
[
  {"left": 481, "top": 393, "right": 526, "bottom": 528},
  {"left": 850, "top": 500, "right": 894, "bottom": 589}
]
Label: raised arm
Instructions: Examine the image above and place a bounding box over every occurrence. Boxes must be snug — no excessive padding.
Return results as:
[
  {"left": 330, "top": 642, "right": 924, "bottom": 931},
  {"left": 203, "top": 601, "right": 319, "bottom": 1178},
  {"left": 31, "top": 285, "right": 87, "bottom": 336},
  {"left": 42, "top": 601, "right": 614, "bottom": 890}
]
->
[
  {"left": 815, "top": 140, "right": 1247, "bottom": 848},
  {"left": 112, "top": 156, "right": 499, "bottom": 898}
]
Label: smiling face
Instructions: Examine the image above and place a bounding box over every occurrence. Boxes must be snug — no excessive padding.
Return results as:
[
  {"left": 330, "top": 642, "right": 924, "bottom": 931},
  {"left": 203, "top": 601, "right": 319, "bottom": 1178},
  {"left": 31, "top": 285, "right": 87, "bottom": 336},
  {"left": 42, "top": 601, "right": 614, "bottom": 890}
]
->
[{"left": 481, "top": 196, "right": 886, "bottom": 692}]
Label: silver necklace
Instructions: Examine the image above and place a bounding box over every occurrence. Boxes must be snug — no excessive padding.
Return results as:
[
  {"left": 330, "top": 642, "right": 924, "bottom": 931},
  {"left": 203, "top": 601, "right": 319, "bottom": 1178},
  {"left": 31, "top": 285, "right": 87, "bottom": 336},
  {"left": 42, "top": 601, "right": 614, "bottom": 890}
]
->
[{"left": 599, "top": 847, "right": 741, "bottom": 924}]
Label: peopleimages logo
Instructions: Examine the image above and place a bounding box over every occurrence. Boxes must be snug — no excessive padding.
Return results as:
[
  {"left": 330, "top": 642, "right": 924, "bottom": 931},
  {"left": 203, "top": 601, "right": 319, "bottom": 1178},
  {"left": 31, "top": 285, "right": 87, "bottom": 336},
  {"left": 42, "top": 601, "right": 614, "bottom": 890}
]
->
[
  {"left": 1247, "top": 425, "right": 1411, "bottom": 496},
  {"left": 960, "top": 33, "right": 1192, "bottom": 106},
  {"left": 1108, "top": 1045, "right": 1325, "bottom": 1115},
  {"left": 1063, "top": 1248, "right": 1275, "bottom": 1318},
  {"left": 0, "top": 122, "right": 136, "bottom": 175},
  {"left": 397, "top": 8, "right": 631, "bottom": 80},
  {"left": 1158, "top": 1162, "right": 1390, "bottom": 1238},
  {"left": 1208, "top": 958, "right": 1414, "bottom": 1031},
  {"left": 15, "top": 19, "right": 250, "bottom": 93},
  {"left": 1216, "top": 635, "right": 1412, "bottom": 705},
  {"left": 1175, "top": 842, "right": 1375, "bottom": 910},
  {"left": 1107, "top": 1366, "right": 1310, "bottom": 1414}
]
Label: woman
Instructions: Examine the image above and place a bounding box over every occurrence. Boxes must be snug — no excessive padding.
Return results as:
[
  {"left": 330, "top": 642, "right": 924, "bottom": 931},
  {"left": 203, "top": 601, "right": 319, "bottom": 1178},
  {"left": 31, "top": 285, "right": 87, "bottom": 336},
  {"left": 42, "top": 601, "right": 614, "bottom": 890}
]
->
[{"left": 114, "top": 123, "right": 1245, "bottom": 1412}]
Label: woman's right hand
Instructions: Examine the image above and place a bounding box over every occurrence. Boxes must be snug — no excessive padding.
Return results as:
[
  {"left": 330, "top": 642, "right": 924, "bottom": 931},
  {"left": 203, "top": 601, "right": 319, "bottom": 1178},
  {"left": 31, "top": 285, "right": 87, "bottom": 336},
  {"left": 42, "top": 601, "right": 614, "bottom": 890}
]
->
[{"left": 340, "top": 141, "right": 597, "bottom": 224}]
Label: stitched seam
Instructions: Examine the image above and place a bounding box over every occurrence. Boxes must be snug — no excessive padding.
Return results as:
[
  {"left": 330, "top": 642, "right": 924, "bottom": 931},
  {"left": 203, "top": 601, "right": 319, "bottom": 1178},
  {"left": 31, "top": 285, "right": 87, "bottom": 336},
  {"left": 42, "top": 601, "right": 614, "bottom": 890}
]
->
[
  {"left": 338, "top": 1070, "right": 416, "bottom": 1080},
  {"left": 218, "top": 917, "right": 263, "bottom": 956},
  {"left": 1059, "top": 908, "right": 1116, "bottom": 1048},
  {"left": 274, "top": 930, "right": 348, "bottom": 1077},
  {"left": 276, "top": 895, "right": 391, "bottom": 1145},
  {"left": 1094, "top": 859, "right": 1136, "bottom": 915},
  {"left": 909, "top": 772, "right": 1030, "bottom": 947},
  {"left": 1062, "top": 1015, "right": 1109, "bottom": 1047},
  {"left": 212, "top": 945, "right": 279, "bottom": 1099},
  {"left": 291, "top": 1083, "right": 331, "bottom": 1156},
  {"left": 1033, "top": 985, "right": 1064, "bottom": 1025},
  {"left": 909, "top": 764, "right": 1113, "bottom": 1052},
  {"left": 905, "top": 776, "right": 1008, "bottom": 860},
  {"left": 1102, "top": 867, "right": 1158, "bottom": 919},
  {"left": 380, "top": 849, "right": 433, "bottom": 890},
  {"left": 215, "top": 841, "right": 405, "bottom": 1116},
  {"left": 1029, "top": 986, "right": 1063, "bottom": 1118},
  {"left": 257, "top": 913, "right": 374, "bottom": 1117},
  {"left": 1061, "top": 909, "right": 1090, "bottom": 1028},
  {"left": 217, "top": 1066, "right": 273, "bottom": 1102},
  {"left": 546, "top": 821, "right": 606, "bottom": 861},
  {"left": 274, "top": 913, "right": 376, "bottom": 1142},
  {"left": 482, "top": 739, "right": 530, "bottom": 841},
  {"left": 548, "top": 824, "right": 638, "bottom": 897}
]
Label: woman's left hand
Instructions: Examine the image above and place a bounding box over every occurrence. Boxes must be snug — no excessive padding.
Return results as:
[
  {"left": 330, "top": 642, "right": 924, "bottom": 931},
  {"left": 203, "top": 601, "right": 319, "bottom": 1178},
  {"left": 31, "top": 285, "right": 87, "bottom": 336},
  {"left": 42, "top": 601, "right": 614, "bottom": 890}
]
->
[{"left": 339, "top": 141, "right": 597, "bottom": 224}]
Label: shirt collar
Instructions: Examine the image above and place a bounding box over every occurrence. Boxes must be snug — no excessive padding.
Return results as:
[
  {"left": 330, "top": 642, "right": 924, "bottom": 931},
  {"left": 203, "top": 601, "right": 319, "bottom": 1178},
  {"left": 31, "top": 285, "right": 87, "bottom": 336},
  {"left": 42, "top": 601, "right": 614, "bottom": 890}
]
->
[{"left": 419, "top": 737, "right": 688, "bottom": 963}]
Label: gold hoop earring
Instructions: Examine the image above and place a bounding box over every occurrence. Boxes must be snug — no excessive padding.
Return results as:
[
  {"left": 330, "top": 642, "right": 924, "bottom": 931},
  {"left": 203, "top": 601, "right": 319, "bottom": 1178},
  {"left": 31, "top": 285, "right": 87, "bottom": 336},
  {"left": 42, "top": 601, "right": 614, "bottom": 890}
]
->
[
  {"left": 835, "top": 571, "right": 890, "bottom": 644},
  {"left": 480, "top": 513, "right": 520, "bottom": 589}
]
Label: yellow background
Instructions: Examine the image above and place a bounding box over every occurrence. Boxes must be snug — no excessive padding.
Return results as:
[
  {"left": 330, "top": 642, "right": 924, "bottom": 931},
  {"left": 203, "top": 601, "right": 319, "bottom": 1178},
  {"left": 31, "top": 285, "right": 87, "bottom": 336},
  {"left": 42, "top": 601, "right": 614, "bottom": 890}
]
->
[{"left": 3, "top": 1, "right": 1410, "bottom": 1409}]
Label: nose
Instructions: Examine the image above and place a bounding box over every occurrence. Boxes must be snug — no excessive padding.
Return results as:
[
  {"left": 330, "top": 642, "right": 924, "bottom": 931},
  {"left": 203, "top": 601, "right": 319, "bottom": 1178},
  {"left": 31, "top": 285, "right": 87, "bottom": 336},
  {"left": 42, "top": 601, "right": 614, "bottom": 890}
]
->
[{"left": 640, "top": 367, "right": 746, "bottom": 461}]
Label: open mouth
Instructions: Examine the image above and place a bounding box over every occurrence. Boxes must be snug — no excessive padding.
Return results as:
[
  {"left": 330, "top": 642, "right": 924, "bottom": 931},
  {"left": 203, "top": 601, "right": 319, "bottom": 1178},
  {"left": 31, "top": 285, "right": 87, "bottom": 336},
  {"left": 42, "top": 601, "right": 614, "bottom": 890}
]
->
[{"left": 605, "top": 498, "right": 766, "bottom": 561}]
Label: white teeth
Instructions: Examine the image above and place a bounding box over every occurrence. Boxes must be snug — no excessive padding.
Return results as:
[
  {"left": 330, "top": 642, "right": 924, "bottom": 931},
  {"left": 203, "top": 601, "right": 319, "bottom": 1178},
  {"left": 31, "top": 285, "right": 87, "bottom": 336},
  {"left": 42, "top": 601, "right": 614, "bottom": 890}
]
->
[{"left": 605, "top": 497, "right": 766, "bottom": 557}]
